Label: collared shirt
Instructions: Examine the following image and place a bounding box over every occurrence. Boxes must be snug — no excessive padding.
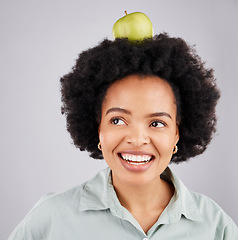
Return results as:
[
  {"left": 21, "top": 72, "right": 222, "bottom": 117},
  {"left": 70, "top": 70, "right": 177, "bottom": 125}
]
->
[{"left": 8, "top": 167, "right": 238, "bottom": 240}]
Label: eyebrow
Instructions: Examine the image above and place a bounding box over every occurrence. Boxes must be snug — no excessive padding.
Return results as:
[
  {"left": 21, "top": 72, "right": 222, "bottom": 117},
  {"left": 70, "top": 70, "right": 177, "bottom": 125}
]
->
[
  {"left": 105, "top": 107, "right": 172, "bottom": 119},
  {"left": 146, "top": 112, "right": 172, "bottom": 119},
  {"left": 106, "top": 107, "right": 131, "bottom": 115}
]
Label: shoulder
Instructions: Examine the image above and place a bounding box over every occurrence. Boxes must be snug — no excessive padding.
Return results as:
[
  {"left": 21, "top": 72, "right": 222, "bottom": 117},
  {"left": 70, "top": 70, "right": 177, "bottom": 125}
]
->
[
  {"left": 168, "top": 167, "right": 234, "bottom": 225},
  {"left": 8, "top": 168, "right": 111, "bottom": 240},
  {"left": 189, "top": 190, "right": 238, "bottom": 238},
  {"left": 191, "top": 191, "right": 230, "bottom": 220},
  {"left": 8, "top": 183, "right": 86, "bottom": 239},
  {"left": 167, "top": 168, "right": 238, "bottom": 238}
]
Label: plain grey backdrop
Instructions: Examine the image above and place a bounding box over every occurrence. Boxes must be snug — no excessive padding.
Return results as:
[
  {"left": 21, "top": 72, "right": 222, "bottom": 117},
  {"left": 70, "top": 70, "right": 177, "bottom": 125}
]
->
[{"left": 1, "top": 0, "right": 237, "bottom": 238}]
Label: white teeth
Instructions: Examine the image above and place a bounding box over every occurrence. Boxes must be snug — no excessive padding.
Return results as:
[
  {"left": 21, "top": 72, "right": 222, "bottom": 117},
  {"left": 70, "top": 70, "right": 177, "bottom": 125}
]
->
[
  {"left": 127, "top": 161, "right": 148, "bottom": 165},
  {"left": 142, "top": 155, "right": 151, "bottom": 161},
  {"left": 132, "top": 155, "right": 137, "bottom": 161},
  {"left": 120, "top": 153, "right": 152, "bottom": 163}
]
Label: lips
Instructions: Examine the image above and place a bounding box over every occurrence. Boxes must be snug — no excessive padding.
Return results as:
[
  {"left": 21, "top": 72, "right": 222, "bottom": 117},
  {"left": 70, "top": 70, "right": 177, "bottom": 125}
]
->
[
  {"left": 117, "top": 151, "right": 155, "bottom": 172},
  {"left": 118, "top": 152, "right": 154, "bottom": 165}
]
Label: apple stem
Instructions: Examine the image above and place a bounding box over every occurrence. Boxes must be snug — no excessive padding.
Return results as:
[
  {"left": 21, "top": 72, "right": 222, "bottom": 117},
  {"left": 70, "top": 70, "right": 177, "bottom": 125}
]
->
[{"left": 125, "top": 11, "right": 128, "bottom": 15}]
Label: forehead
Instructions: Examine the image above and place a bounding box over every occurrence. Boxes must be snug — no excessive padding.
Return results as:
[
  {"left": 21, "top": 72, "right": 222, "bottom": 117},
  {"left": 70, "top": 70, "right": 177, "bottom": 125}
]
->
[{"left": 102, "top": 75, "right": 176, "bottom": 111}]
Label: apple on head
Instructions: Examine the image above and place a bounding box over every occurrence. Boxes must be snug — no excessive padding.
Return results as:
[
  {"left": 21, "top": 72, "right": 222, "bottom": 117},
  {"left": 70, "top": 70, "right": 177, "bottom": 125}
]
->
[{"left": 112, "top": 11, "right": 154, "bottom": 41}]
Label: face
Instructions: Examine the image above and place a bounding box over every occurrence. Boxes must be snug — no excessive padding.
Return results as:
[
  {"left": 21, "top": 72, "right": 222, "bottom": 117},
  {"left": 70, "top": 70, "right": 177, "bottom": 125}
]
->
[{"left": 98, "top": 75, "right": 179, "bottom": 187}]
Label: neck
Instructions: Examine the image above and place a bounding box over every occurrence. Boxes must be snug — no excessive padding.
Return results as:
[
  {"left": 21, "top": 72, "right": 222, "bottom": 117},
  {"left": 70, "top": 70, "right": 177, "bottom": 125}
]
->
[{"left": 112, "top": 174, "right": 174, "bottom": 213}]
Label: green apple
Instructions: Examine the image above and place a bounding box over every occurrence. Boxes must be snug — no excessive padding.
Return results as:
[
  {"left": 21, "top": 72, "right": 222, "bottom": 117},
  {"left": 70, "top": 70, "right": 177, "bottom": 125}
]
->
[{"left": 112, "top": 11, "right": 154, "bottom": 41}]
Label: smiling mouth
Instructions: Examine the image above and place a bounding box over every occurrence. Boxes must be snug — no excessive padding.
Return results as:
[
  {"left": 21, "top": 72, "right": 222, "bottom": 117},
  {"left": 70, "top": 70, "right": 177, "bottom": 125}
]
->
[{"left": 118, "top": 153, "right": 154, "bottom": 165}]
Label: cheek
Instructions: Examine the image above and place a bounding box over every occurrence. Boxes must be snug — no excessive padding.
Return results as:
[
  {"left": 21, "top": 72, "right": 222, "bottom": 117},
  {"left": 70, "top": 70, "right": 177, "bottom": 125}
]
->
[
  {"left": 152, "top": 132, "right": 177, "bottom": 153},
  {"left": 99, "top": 129, "right": 123, "bottom": 153},
  {"left": 99, "top": 129, "right": 124, "bottom": 167}
]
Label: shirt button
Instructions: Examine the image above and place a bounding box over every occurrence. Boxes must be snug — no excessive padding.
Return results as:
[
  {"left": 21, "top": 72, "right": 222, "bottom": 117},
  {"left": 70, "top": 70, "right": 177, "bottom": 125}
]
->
[{"left": 143, "top": 238, "right": 148, "bottom": 240}]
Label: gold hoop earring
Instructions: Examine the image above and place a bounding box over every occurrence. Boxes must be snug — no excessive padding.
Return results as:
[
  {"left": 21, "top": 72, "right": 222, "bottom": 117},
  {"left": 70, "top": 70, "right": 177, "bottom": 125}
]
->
[
  {"left": 98, "top": 142, "right": 102, "bottom": 151},
  {"left": 173, "top": 145, "right": 178, "bottom": 154}
]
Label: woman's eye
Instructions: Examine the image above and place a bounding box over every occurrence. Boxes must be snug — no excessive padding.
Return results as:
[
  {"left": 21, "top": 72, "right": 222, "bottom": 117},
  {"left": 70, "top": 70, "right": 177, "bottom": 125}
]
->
[
  {"left": 150, "top": 121, "right": 165, "bottom": 128},
  {"left": 111, "top": 118, "right": 125, "bottom": 125}
]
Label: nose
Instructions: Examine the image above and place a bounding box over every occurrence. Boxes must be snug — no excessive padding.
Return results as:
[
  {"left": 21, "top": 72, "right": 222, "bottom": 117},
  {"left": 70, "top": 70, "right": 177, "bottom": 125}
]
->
[{"left": 125, "top": 125, "right": 151, "bottom": 147}]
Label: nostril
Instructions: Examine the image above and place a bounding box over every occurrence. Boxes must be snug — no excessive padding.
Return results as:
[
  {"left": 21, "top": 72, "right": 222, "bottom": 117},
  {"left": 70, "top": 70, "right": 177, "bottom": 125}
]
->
[
  {"left": 127, "top": 138, "right": 150, "bottom": 145},
  {"left": 143, "top": 136, "right": 150, "bottom": 143},
  {"left": 124, "top": 129, "right": 150, "bottom": 146}
]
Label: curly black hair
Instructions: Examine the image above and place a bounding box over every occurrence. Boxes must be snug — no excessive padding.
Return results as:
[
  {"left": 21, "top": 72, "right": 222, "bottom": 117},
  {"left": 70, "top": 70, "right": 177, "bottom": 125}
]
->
[{"left": 60, "top": 33, "right": 220, "bottom": 163}]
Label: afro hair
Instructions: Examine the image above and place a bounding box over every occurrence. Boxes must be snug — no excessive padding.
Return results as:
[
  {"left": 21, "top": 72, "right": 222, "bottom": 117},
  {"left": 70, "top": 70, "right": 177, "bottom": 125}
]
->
[{"left": 60, "top": 33, "right": 220, "bottom": 163}]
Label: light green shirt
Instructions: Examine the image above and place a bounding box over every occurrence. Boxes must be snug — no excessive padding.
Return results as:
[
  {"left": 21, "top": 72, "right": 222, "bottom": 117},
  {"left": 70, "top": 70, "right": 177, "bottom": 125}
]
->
[{"left": 8, "top": 167, "right": 238, "bottom": 240}]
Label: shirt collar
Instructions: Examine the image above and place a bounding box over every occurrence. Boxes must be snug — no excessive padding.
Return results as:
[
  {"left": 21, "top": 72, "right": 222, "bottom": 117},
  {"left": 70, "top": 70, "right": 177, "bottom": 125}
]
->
[
  {"left": 158, "top": 167, "right": 203, "bottom": 224},
  {"left": 79, "top": 168, "right": 111, "bottom": 211},
  {"left": 79, "top": 167, "right": 203, "bottom": 223}
]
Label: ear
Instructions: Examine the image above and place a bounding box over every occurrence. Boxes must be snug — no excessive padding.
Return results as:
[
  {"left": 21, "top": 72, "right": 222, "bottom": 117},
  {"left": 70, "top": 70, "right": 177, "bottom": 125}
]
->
[
  {"left": 98, "top": 124, "right": 101, "bottom": 136},
  {"left": 175, "top": 124, "right": 180, "bottom": 144}
]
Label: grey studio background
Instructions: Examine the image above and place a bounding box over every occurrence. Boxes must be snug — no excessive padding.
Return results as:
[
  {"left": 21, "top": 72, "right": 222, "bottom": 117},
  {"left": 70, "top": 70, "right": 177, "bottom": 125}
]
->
[{"left": 1, "top": 0, "right": 238, "bottom": 239}]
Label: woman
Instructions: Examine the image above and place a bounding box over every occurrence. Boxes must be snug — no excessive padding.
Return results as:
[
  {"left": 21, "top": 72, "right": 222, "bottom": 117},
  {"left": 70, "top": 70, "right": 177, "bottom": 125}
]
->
[{"left": 8, "top": 34, "right": 238, "bottom": 239}]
